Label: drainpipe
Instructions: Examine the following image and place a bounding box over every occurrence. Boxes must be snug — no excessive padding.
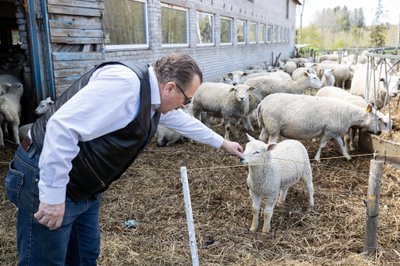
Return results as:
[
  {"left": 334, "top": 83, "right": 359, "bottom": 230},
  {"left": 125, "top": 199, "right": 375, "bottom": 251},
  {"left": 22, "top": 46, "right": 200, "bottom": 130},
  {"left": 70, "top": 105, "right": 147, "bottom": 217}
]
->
[
  {"left": 27, "top": 0, "right": 43, "bottom": 102},
  {"left": 40, "top": 0, "right": 55, "bottom": 100}
]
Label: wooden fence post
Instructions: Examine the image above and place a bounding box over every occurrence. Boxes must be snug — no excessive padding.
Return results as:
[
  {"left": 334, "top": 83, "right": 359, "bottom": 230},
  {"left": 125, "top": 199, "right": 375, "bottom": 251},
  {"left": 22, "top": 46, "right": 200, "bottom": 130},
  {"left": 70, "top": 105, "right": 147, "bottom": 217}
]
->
[{"left": 363, "top": 158, "right": 384, "bottom": 255}]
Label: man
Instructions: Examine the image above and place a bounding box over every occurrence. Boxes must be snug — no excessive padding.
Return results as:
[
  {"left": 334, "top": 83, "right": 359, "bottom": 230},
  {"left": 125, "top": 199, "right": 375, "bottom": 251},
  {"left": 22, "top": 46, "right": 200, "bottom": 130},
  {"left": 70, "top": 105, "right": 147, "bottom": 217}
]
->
[{"left": 4, "top": 53, "right": 243, "bottom": 265}]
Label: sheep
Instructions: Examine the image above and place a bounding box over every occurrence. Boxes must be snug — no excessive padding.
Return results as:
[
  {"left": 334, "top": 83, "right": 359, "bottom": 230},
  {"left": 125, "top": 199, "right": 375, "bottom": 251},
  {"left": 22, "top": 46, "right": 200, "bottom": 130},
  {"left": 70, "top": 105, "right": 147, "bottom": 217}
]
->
[
  {"left": 246, "top": 70, "right": 292, "bottom": 81},
  {"left": 278, "top": 60, "right": 297, "bottom": 75},
  {"left": 244, "top": 72, "right": 322, "bottom": 105},
  {"left": 316, "top": 63, "right": 351, "bottom": 88},
  {"left": 316, "top": 86, "right": 392, "bottom": 151},
  {"left": 0, "top": 82, "right": 24, "bottom": 146},
  {"left": 192, "top": 82, "right": 254, "bottom": 140},
  {"left": 241, "top": 134, "right": 314, "bottom": 233},
  {"left": 291, "top": 64, "right": 317, "bottom": 81},
  {"left": 17, "top": 97, "right": 55, "bottom": 142},
  {"left": 319, "top": 54, "right": 339, "bottom": 63},
  {"left": 349, "top": 64, "right": 398, "bottom": 110},
  {"left": 220, "top": 70, "right": 248, "bottom": 85},
  {"left": 320, "top": 68, "right": 335, "bottom": 87},
  {"left": 257, "top": 93, "right": 382, "bottom": 162}
]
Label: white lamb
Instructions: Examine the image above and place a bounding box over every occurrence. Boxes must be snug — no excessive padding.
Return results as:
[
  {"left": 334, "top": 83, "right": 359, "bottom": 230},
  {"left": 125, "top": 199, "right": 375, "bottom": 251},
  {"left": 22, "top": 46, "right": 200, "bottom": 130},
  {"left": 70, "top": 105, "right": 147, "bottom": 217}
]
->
[
  {"left": 192, "top": 82, "right": 254, "bottom": 140},
  {"left": 320, "top": 69, "right": 335, "bottom": 87},
  {"left": 257, "top": 93, "right": 382, "bottom": 162},
  {"left": 241, "top": 134, "right": 314, "bottom": 234},
  {"left": 0, "top": 82, "right": 24, "bottom": 146},
  {"left": 18, "top": 97, "right": 55, "bottom": 142},
  {"left": 220, "top": 70, "right": 248, "bottom": 85}
]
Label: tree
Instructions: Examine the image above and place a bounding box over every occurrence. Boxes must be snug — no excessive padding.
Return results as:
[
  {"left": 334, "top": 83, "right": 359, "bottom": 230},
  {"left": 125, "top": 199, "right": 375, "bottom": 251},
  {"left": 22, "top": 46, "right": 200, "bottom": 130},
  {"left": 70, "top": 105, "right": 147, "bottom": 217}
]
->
[{"left": 370, "top": 0, "right": 389, "bottom": 46}]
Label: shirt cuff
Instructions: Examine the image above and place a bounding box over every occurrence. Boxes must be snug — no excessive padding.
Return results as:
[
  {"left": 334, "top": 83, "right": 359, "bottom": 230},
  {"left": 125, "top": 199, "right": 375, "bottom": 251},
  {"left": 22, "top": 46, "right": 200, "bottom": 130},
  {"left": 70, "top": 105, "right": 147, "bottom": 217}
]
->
[{"left": 38, "top": 182, "right": 67, "bottom": 205}]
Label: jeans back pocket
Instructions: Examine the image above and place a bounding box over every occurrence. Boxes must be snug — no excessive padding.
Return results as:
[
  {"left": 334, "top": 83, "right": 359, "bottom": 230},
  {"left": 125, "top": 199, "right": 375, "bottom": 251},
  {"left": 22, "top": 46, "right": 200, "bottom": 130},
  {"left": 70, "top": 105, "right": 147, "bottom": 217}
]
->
[{"left": 4, "top": 160, "right": 24, "bottom": 207}]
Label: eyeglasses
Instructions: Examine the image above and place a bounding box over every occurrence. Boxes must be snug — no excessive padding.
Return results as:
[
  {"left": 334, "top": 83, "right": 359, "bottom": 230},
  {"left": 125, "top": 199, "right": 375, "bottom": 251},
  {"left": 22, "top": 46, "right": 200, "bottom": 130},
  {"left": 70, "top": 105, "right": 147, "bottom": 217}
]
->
[{"left": 175, "top": 82, "right": 192, "bottom": 105}]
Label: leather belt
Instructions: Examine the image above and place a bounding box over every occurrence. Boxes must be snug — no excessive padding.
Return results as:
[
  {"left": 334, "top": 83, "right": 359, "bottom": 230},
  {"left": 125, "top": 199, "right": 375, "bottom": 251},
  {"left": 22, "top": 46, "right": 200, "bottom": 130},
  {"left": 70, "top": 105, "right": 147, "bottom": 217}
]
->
[{"left": 21, "top": 135, "right": 33, "bottom": 151}]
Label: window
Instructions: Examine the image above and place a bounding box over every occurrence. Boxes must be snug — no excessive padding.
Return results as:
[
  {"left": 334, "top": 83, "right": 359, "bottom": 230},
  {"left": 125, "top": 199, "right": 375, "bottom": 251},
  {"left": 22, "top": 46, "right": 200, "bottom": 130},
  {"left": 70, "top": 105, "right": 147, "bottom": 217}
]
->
[
  {"left": 273, "top": 26, "right": 278, "bottom": 43},
  {"left": 285, "top": 28, "right": 289, "bottom": 42},
  {"left": 259, "top": 24, "right": 266, "bottom": 43},
  {"left": 267, "top": 25, "right": 273, "bottom": 43},
  {"left": 248, "top": 22, "right": 257, "bottom": 43},
  {"left": 236, "top": 19, "right": 246, "bottom": 44},
  {"left": 197, "top": 12, "right": 214, "bottom": 45},
  {"left": 104, "top": 0, "right": 148, "bottom": 49},
  {"left": 220, "top": 17, "right": 233, "bottom": 45},
  {"left": 161, "top": 4, "right": 188, "bottom": 46}
]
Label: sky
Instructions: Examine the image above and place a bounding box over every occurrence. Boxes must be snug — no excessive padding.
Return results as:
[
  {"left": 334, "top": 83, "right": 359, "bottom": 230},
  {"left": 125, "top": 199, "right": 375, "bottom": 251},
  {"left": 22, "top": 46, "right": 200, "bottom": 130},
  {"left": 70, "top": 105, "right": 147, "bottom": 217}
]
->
[{"left": 295, "top": 0, "right": 400, "bottom": 27}]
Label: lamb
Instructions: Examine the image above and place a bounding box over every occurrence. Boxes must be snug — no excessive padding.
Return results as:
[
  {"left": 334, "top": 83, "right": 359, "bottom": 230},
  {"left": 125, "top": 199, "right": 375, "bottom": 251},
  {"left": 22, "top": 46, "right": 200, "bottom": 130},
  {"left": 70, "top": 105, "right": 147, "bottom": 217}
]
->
[
  {"left": 257, "top": 93, "right": 382, "bottom": 162},
  {"left": 0, "top": 82, "right": 24, "bottom": 146},
  {"left": 17, "top": 97, "right": 55, "bottom": 142},
  {"left": 319, "top": 54, "right": 339, "bottom": 63},
  {"left": 241, "top": 134, "right": 314, "bottom": 233},
  {"left": 220, "top": 70, "right": 248, "bottom": 85},
  {"left": 245, "top": 70, "right": 292, "bottom": 81},
  {"left": 320, "top": 68, "right": 335, "bottom": 87},
  {"left": 316, "top": 86, "right": 392, "bottom": 151},
  {"left": 316, "top": 63, "right": 351, "bottom": 88},
  {"left": 192, "top": 82, "right": 254, "bottom": 140},
  {"left": 291, "top": 64, "right": 317, "bottom": 81}
]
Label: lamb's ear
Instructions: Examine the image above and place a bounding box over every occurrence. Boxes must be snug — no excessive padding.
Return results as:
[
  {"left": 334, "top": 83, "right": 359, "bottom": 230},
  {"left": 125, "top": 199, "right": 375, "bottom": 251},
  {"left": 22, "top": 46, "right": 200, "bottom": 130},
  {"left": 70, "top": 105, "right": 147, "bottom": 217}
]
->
[
  {"left": 266, "top": 143, "right": 277, "bottom": 151},
  {"left": 365, "top": 103, "right": 373, "bottom": 113},
  {"left": 246, "top": 133, "right": 256, "bottom": 142},
  {"left": 304, "top": 71, "right": 309, "bottom": 77},
  {"left": 248, "top": 86, "right": 256, "bottom": 91},
  {"left": 230, "top": 87, "right": 236, "bottom": 92}
]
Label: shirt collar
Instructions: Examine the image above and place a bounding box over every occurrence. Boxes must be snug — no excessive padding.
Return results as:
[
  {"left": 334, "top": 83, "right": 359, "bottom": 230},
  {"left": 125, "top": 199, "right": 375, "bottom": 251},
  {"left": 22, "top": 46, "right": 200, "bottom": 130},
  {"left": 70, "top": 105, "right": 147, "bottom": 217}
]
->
[{"left": 148, "top": 66, "right": 160, "bottom": 110}]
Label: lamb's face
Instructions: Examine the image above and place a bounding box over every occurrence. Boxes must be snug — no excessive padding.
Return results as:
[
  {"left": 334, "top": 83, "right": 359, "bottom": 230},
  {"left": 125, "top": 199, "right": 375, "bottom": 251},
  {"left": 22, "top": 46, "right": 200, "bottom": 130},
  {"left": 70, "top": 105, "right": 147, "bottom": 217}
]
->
[
  {"left": 241, "top": 134, "right": 271, "bottom": 165},
  {"left": 233, "top": 84, "right": 252, "bottom": 103}
]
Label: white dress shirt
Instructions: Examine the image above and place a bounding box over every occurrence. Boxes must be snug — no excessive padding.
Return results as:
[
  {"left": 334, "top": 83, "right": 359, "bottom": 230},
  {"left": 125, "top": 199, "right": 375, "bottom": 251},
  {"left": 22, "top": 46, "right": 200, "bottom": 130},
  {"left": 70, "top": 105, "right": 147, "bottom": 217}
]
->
[{"left": 37, "top": 64, "right": 224, "bottom": 204}]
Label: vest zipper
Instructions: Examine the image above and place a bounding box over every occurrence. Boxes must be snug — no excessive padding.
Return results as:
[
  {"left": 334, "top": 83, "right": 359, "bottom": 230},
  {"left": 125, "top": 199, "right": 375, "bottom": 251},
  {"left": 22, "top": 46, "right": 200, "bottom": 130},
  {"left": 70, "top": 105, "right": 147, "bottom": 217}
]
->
[{"left": 83, "top": 158, "right": 106, "bottom": 188}]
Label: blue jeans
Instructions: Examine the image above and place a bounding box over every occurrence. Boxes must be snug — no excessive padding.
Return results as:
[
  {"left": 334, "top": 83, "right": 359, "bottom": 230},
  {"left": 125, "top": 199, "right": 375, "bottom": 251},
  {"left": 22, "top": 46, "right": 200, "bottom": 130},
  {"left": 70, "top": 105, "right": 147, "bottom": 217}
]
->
[{"left": 4, "top": 144, "right": 102, "bottom": 266}]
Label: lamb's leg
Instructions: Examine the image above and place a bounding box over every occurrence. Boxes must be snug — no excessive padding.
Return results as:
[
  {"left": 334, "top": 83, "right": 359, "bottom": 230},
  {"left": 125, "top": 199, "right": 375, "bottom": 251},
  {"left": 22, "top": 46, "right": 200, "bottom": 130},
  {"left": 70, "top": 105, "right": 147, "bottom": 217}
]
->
[
  {"left": 334, "top": 136, "right": 351, "bottom": 160},
  {"left": 12, "top": 122, "right": 20, "bottom": 145},
  {"left": 223, "top": 116, "right": 231, "bottom": 140},
  {"left": 301, "top": 170, "right": 314, "bottom": 210},
  {"left": 314, "top": 135, "right": 330, "bottom": 163},
  {"left": 278, "top": 187, "right": 289, "bottom": 204},
  {"left": 262, "top": 192, "right": 279, "bottom": 234},
  {"left": 249, "top": 190, "right": 261, "bottom": 232},
  {"left": 349, "top": 127, "right": 358, "bottom": 151},
  {"left": 259, "top": 128, "right": 268, "bottom": 142}
]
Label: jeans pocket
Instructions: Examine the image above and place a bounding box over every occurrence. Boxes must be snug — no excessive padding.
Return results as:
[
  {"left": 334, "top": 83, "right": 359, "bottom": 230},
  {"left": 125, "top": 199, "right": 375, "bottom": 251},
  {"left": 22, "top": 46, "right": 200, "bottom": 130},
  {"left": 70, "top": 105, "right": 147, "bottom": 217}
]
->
[{"left": 4, "top": 160, "right": 24, "bottom": 207}]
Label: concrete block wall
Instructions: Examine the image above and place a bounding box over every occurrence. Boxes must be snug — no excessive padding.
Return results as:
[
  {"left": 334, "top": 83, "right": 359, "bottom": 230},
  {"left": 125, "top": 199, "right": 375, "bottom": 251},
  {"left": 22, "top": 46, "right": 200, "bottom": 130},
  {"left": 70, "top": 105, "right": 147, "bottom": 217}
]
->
[{"left": 104, "top": 0, "right": 298, "bottom": 82}]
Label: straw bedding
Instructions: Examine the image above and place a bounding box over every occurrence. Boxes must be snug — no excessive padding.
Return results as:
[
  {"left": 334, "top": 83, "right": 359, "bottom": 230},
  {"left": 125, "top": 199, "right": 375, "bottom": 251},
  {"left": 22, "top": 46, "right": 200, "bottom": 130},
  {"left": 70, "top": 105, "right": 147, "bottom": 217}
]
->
[{"left": 0, "top": 125, "right": 399, "bottom": 265}]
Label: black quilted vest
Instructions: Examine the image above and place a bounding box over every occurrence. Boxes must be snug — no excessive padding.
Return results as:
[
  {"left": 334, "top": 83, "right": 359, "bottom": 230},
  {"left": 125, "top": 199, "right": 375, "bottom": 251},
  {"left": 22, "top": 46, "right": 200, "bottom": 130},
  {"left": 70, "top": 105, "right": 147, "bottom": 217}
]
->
[{"left": 30, "top": 62, "right": 160, "bottom": 202}]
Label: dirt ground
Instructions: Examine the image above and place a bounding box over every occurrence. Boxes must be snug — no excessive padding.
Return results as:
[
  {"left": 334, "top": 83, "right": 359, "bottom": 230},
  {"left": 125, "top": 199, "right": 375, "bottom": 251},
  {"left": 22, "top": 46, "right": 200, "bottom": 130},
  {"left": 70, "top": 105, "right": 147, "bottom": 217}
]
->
[{"left": 1, "top": 123, "right": 400, "bottom": 265}]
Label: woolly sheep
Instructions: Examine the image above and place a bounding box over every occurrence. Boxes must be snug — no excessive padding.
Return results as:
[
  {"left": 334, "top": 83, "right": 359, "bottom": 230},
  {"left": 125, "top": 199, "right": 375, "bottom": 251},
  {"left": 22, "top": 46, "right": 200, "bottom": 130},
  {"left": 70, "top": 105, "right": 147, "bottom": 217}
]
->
[
  {"left": 257, "top": 93, "right": 382, "bottom": 162},
  {"left": 291, "top": 64, "right": 317, "bottom": 81},
  {"left": 244, "top": 72, "right": 322, "bottom": 103},
  {"left": 192, "top": 82, "right": 254, "bottom": 140},
  {"left": 316, "top": 63, "right": 351, "bottom": 88},
  {"left": 241, "top": 134, "right": 314, "bottom": 233},
  {"left": 349, "top": 64, "right": 398, "bottom": 110},
  {"left": 316, "top": 86, "right": 392, "bottom": 151},
  {"left": 245, "top": 70, "right": 292, "bottom": 81},
  {"left": 278, "top": 60, "right": 297, "bottom": 75},
  {"left": 0, "top": 82, "right": 24, "bottom": 146},
  {"left": 319, "top": 54, "right": 339, "bottom": 63},
  {"left": 321, "top": 69, "right": 335, "bottom": 87},
  {"left": 220, "top": 71, "right": 248, "bottom": 85}
]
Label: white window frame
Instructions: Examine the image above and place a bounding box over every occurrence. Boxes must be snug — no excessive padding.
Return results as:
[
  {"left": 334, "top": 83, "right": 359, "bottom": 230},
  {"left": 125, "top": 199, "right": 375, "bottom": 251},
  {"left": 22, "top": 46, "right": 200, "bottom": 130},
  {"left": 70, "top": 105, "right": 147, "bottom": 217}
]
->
[
  {"left": 259, "top": 23, "right": 266, "bottom": 43},
  {"left": 267, "top": 25, "right": 272, "bottom": 43},
  {"left": 236, "top": 19, "right": 246, "bottom": 45},
  {"left": 105, "top": 0, "right": 149, "bottom": 50},
  {"left": 248, "top": 22, "right": 257, "bottom": 44},
  {"left": 220, "top": 16, "right": 233, "bottom": 45},
  {"left": 196, "top": 11, "right": 215, "bottom": 46},
  {"left": 161, "top": 3, "right": 189, "bottom": 48}
]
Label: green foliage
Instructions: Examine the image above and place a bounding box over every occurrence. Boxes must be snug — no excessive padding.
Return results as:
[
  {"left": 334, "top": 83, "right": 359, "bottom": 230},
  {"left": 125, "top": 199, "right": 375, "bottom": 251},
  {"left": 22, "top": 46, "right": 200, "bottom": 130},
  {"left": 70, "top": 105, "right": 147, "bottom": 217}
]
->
[{"left": 297, "top": 3, "right": 397, "bottom": 50}]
